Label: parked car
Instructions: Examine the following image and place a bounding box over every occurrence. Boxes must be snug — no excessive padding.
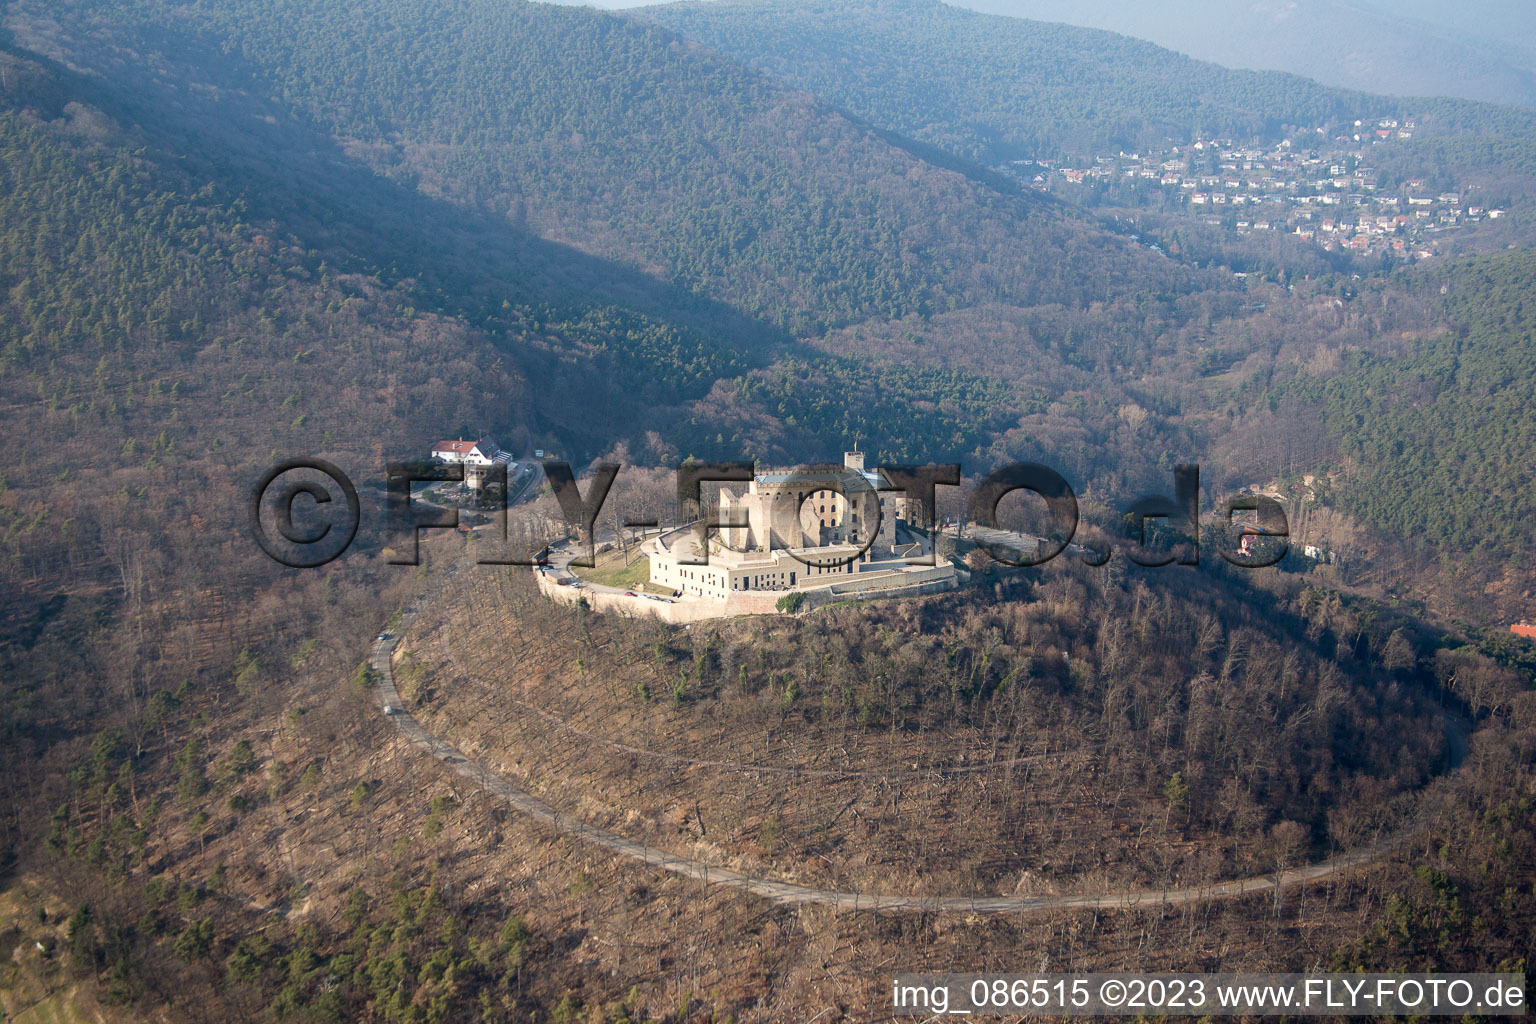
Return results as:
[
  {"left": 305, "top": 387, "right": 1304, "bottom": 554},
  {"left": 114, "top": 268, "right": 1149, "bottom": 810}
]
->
[{"left": 383, "top": 705, "right": 395, "bottom": 716}]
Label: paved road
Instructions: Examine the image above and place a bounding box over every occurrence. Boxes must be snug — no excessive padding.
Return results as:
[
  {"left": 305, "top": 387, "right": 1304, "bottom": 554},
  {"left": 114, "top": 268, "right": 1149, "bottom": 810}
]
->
[
  {"left": 369, "top": 607, "right": 1401, "bottom": 914},
  {"left": 542, "top": 537, "right": 676, "bottom": 605}
]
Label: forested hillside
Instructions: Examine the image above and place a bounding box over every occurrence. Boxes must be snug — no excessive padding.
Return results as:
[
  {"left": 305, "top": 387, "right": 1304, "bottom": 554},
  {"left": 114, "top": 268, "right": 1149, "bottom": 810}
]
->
[
  {"left": 7, "top": 0, "right": 1532, "bottom": 592},
  {"left": 0, "top": 0, "right": 1532, "bottom": 1018},
  {"left": 1319, "top": 253, "right": 1536, "bottom": 559},
  {"left": 0, "top": 52, "right": 530, "bottom": 672},
  {"left": 8, "top": 0, "right": 1189, "bottom": 336},
  {"left": 9, "top": 0, "right": 1291, "bottom": 481}
]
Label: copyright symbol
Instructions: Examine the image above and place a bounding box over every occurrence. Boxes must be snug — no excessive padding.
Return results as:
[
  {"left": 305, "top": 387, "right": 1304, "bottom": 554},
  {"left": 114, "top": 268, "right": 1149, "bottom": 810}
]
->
[
  {"left": 1100, "top": 980, "right": 1127, "bottom": 1007},
  {"left": 250, "top": 458, "right": 360, "bottom": 568}
]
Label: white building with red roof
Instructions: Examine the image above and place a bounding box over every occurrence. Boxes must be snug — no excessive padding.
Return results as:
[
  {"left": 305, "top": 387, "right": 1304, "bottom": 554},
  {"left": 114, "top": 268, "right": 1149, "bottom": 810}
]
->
[{"left": 430, "top": 438, "right": 500, "bottom": 467}]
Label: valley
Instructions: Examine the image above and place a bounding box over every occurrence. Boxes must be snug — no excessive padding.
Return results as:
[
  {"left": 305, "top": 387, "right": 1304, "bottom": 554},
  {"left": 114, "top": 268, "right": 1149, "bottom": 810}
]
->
[{"left": 0, "top": 0, "right": 1532, "bottom": 1019}]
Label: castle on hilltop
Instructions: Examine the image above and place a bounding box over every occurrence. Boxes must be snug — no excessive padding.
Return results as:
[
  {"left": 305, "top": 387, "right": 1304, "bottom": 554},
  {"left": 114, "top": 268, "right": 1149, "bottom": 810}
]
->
[{"left": 645, "top": 449, "right": 957, "bottom": 605}]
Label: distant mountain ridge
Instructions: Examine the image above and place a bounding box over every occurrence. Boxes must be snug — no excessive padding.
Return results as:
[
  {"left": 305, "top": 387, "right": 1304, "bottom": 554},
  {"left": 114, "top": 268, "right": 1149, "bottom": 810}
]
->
[
  {"left": 8, "top": 0, "right": 1200, "bottom": 341},
  {"left": 640, "top": 0, "right": 1536, "bottom": 167},
  {"left": 950, "top": 0, "right": 1536, "bottom": 108}
]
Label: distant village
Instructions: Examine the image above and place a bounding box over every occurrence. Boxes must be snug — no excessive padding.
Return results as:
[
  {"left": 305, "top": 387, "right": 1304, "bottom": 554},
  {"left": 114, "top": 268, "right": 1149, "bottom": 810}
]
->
[{"left": 1007, "top": 117, "right": 1508, "bottom": 264}]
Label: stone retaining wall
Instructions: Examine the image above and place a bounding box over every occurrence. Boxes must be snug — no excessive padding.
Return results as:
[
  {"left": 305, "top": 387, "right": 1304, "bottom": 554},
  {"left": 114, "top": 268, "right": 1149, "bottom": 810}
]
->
[{"left": 537, "top": 562, "right": 957, "bottom": 621}]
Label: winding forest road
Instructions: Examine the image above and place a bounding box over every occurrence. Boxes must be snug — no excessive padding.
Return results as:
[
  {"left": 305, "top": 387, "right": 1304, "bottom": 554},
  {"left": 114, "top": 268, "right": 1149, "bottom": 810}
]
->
[{"left": 369, "top": 604, "right": 1400, "bottom": 915}]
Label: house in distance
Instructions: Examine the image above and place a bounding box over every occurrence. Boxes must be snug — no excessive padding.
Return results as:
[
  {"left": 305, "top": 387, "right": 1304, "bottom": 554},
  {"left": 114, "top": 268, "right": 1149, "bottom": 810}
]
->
[{"left": 430, "top": 437, "right": 512, "bottom": 490}]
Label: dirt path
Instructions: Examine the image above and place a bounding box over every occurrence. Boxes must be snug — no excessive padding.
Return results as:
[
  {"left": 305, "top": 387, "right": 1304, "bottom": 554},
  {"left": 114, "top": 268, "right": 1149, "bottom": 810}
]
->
[{"left": 370, "top": 606, "right": 1400, "bottom": 914}]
